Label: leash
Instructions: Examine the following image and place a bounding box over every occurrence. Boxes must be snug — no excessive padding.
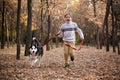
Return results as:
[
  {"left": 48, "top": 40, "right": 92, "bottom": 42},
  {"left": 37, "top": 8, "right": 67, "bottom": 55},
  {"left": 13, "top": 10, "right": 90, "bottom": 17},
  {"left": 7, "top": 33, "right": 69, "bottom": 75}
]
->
[
  {"left": 62, "top": 40, "right": 83, "bottom": 50},
  {"left": 42, "top": 34, "right": 59, "bottom": 46},
  {"left": 42, "top": 34, "right": 83, "bottom": 50}
]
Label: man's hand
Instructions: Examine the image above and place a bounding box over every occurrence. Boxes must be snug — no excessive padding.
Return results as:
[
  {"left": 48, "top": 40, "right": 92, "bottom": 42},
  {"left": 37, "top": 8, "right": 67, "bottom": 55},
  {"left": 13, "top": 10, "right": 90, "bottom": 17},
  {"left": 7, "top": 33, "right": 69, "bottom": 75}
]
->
[
  {"left": 79, "top": 40, "right": 83, "bottom": 50},
  {"left": 56, "top": 33, "right": 63, "bottom": 37}
]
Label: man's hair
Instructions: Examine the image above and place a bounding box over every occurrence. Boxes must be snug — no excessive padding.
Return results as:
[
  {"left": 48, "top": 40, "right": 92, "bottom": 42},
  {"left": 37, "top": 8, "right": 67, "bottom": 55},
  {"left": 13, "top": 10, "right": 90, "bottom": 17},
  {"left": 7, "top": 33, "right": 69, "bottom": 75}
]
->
[{"left": 64, "top": 13, "right": 71, "bottom": 18}]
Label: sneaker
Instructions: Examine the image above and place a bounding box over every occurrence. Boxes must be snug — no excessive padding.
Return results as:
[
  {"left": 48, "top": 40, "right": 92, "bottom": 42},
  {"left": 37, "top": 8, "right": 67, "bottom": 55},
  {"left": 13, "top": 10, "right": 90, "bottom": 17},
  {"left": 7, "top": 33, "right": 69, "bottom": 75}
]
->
[
  {"left": 70, "top": 56, "right": 74, "bottom": 61},
  {"left": 64, "top": 64, "right": 70, "bottom": 68}
]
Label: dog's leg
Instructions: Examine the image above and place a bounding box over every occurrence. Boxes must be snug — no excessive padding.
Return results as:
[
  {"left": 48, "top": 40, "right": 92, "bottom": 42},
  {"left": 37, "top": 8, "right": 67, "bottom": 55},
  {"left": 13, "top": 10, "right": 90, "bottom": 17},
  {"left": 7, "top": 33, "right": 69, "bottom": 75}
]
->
[
  {"left": 30, "top": 56, "right": 36, "bottom": 68},
  {"left": 30, "top": 56, "right": 39, "bottom": 67},
  {"left": 37, "top": 56, "right": 42, "bottom": 67},
  {"left": 30, "top": 59, "right": 34, "bottom": 68},
  {"left": 33, "top": 56, "right": 38, "bottom": 65},
  {"left": 34, "top": 58, "right": 38, "bottom": 63}
]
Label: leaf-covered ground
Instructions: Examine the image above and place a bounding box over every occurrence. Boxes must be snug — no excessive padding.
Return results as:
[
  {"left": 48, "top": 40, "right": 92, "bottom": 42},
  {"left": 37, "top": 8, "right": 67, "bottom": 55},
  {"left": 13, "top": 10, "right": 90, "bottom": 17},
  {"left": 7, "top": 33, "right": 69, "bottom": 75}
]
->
[{"left": 0, "top": 46, "right": 120, "bottom": 80}]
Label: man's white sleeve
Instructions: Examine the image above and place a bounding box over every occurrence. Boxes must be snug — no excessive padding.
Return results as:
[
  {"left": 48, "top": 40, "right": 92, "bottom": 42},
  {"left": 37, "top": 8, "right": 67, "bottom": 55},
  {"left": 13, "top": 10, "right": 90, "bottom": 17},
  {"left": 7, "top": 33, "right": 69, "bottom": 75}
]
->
[
  {"left": 75, "top": 23, "right": 84, "bottom": 40},
  {"left": 76, "top": 28, "right": 84, "bottom": 40}
]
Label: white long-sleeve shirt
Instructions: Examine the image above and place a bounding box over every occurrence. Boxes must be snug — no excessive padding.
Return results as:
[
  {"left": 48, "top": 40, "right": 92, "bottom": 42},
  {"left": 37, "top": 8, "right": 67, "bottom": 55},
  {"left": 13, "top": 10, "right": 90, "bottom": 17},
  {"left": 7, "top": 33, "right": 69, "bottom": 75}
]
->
[{"left": 57, "top": 21, "right": 84, "bottom": 42}]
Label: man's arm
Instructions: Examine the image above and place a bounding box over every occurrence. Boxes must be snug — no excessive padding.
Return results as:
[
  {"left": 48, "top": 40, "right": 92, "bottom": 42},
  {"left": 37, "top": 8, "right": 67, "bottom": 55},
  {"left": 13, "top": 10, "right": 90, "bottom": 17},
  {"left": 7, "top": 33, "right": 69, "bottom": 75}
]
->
[
  {"left": 74, "top": 23, "right": 84, "bottom": 49},
  {"left": 75, "top": 25, "right": 84, "bottom": 40},
  {"left": 56, "top": 25, "right": 64, "bottom": 37}
]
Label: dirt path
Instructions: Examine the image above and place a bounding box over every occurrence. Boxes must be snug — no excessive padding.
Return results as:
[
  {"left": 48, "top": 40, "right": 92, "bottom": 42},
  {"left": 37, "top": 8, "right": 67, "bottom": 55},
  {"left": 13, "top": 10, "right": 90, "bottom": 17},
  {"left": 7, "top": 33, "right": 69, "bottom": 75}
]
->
[{"left": 0, "top": 46, "right": 120, "bottom": 80}]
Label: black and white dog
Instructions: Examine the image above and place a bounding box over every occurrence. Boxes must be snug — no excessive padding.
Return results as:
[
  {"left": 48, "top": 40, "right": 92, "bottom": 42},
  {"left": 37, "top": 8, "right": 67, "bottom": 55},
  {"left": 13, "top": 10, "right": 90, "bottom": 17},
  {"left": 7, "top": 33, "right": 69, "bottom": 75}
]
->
[{"left": 29, "top": 37, "right": 43, "bottom": 67}]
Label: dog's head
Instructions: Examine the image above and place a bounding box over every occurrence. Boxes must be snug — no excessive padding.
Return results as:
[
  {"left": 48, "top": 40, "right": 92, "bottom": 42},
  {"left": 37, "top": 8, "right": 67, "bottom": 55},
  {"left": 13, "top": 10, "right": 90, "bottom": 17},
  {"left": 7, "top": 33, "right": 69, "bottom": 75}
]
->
[{"left": 29, "top": 45, "right": 38, "bottom": 55}]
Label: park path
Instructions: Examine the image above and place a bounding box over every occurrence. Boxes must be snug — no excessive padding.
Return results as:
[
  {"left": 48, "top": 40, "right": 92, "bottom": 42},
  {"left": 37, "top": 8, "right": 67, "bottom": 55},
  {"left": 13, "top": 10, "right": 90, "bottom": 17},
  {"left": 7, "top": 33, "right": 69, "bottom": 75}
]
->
[{"left": 0, "top": 46, "right": 120, "bottom": 80}]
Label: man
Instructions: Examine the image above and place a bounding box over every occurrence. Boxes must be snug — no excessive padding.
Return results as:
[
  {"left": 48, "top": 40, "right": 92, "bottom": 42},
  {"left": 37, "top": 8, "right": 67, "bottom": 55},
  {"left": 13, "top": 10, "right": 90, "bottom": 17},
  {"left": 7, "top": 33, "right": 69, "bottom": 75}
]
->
[{"left": 57, "top": 13, "right": 84, "bottom": 68}]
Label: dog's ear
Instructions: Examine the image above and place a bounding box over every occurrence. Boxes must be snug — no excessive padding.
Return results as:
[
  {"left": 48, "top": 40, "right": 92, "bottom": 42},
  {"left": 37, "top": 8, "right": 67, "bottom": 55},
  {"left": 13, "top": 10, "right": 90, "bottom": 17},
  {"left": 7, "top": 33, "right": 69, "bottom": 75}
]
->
[
  {"left": 31, "top": 44, "right": 34, "bottom": 46},
  {"left": 32, "top": 37, "right": 36, "bottom": 40},
  {"left": 29, "top": 44, "right": 32, "bottom": 48}
]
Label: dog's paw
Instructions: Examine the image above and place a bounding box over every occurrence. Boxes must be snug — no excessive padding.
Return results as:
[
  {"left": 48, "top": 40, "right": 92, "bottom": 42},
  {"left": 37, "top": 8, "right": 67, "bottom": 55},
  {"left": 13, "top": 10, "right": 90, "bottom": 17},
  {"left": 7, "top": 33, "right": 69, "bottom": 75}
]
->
[{"left": 34, "top": 58, "right": 38, "bottom": 63}]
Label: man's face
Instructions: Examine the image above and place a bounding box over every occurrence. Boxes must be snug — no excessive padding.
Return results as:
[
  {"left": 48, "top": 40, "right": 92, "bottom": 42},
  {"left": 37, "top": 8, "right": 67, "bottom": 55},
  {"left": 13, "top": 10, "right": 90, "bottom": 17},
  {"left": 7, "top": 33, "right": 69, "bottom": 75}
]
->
[{"left": 65, "top": 15, "right": 71, "bottom": 22}]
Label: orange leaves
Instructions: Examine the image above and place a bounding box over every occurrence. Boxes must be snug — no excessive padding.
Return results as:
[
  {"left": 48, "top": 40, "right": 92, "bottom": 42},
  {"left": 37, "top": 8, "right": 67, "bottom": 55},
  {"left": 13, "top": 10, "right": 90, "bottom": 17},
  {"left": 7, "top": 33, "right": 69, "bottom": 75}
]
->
[
  {"left": 21, "top": 14, "right": 27, "bottom": 25},
  {"left": 40, "top": 1, "right": 47, "bottom": 8},
  {"left": 0, "top": 46, "right": 120, "bottom": 79}
]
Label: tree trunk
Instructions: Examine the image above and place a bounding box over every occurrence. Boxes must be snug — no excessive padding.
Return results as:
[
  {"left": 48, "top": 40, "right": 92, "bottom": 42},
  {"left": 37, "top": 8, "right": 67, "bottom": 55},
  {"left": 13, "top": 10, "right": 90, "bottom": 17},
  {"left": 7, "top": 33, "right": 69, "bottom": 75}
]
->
[
  {"left": 46, "top": 0, "right": 51, "bottom": 51},
  {"left": 55, "top": 26, "right": 59, "bottom": 48},
  {"left": 92, "top": 0, "right": 100, "bottom": 49},
  {"left": 10, "top": 15, "right": 15, "bottom": 47},
  {"left": 96, "top": 27, "right": 100, "bottom": 49},
  {"left": 5, "top": 12, "right": 10, "bottom": 48},
  {"left": 40, "top": 0, "right": 43, "bottom": 43},
  {"left": 16, "top": 0, "right": 21, "bottom": 60},
  {"left": 111, "top": 0, "right": 116, "bottom": 52},
  {"left": 99, "top": 29, "right": 103, "bottom": 49},
  {"left": 114, "top": 9, "right": 120, "bottom": 54},
  {"left": 104, "top": 0, "right": 111, "bottom": 52},
  {"left": 118, "top": 42, "right": 120, "bottom": 55},
  {"left": 93, "top": 0, "right": 96, "bottom": 17},
  {"left": 56, "top": 37, "right": 59, "bottom": 48},
  {"left": 6, "top": 25, "right": 10, "bottom": 48},
  {"left": 46, "top": 14, "right": 51, "bottom": 51},
  {"left": 25, "top": 0, "right": 32, "bottom": 56},
  {"left": 114, "top": 4, "right": 120, "bottom": 54},
  {"left": 1, "top": 0, "right": 5, "bottom": 49}
]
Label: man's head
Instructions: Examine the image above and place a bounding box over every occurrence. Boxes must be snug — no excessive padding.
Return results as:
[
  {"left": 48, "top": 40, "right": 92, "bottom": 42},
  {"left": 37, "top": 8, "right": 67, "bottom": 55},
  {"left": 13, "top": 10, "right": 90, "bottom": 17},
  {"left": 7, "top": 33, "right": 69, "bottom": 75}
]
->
[{"left": 64, "top": 13, "right": 72, "bottom": 22}]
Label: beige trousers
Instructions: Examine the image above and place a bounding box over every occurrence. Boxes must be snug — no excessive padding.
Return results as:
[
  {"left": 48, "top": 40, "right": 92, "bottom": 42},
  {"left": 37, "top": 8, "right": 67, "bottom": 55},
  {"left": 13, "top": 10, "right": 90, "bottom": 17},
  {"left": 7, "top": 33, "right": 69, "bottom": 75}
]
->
[{"left": 63, "top": 41, "right": 75, "bottom": 65}]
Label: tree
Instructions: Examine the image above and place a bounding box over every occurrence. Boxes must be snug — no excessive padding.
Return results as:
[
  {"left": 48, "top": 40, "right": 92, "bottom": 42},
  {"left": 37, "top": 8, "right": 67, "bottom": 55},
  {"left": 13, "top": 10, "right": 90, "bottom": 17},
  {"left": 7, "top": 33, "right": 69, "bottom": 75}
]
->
[
  {"left": 24, "top": 0, "right": 32, "bottom": 56},
  {"left": 111, "top": 0, "right": 116, "bottom": 52},
  {"left": 113, "top": 1, "right": 120, "bottom": 54},
  {"left": 46, "top": 0, "right": 51, "bottom": 51},
  {"left": 40, "top": 0, "right": 44, "bottom": 43},
  {"left": 1, "top": 0, "right": 5, "bottom": 49},
  {"left": 92, "top": 0, "right": 101, "bottom": 49},
  {"left": 103, "top": 0, "right": 111, "bottom": 52},
  {"left": 16, "top": 0, "right": 21, "bottom": 60}
]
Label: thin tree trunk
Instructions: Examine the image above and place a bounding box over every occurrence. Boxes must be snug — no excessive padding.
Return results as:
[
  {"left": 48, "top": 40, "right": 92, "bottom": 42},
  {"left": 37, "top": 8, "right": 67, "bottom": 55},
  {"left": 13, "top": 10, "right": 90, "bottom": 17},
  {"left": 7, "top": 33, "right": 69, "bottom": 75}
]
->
[
  {"left": 25, "top": 0, "right": 32, "bottom": 56},
  {"left": 115, "top": 11, "right": 120, "bottom": 54},
  {"left": 16, "top": 0, "right": 21, "bottom": 60},
  {"left": 56, "top": 37, "right": 59, "bottom": 48},
  {"left": 93, "top": 0, "right": 96, "bottom": 17},
  {"left": 41, "top": 0, "right": 43, "bottom": 43},
  {"left": 4, "top": 12, "right": 10, "bottom": 48},
  {"left": 10, "top": 18, "right": 13, "bottom": 46},
  {"left": 10, "top": 15, "right": 14, "bottom": 47},
  {"left": 92, "top": 0, "right": 100, "bottom": 49},
  {"left": 118, "top": 42, "right": 120, "bottom": 55},
  {"left": 55, "top": 24, "right": 59, "bottom": 48},
  {"left": 99, "top": 30, "right": 103, "bottom": 49},
  {"left": 1, "top": 0, "right": 5, "bottom": 49},
  {"left": 96, "top": 27, "right": 100, "bottom": 49},
  {"left": 46, "top": 14, "right": 51, "bottom": 50},
  {"left": 104, "top": 0, "right": 111, "bottom": 52},
  {"left": 46, "top": 0, "right": 51, "bottom": 51},
  {"left": 111, "top": 0, "right": 116, "bottom": 52}
]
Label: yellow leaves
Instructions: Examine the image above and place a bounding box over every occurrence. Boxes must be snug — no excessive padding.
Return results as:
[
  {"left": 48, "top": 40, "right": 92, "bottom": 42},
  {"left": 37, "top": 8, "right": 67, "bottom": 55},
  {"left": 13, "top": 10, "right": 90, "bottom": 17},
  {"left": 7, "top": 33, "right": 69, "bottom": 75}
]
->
[
  {"left": 95, "top": 21, "right": 102, "bottom": 25},
  {"left": 117, "top": 30, "right": 120, "bottom": 36},
  {"left": 90, "top": 34, "right": 93, "bottom": 38},
  {"left": 31, "top": 25, "right": 38, "bottom": 31},
  {"left": 6, "top": 0, "right": 18, "bottom": 9},
  {"left": 40, "top": 1, "right": 47, "bottom": 8},
  {"left": 88, "top": 18, "right": 95, "bottom": 22},
  {"left": 88, "top": 18, "right": 102, "bottom": 27},
  {"left": 20, "top": 14, "right": 27, "bottom": 26}
]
